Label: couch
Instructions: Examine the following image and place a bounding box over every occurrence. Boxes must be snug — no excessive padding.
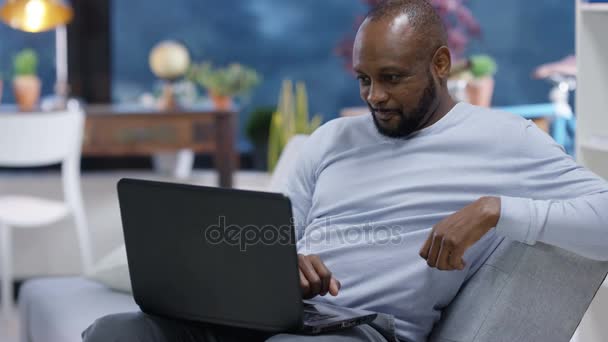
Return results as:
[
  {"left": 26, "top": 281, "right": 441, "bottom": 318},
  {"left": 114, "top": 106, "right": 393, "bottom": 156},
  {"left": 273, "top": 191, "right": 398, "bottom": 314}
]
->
[{"left": 18, "top": 135, "right": 608, "bottom": 342}]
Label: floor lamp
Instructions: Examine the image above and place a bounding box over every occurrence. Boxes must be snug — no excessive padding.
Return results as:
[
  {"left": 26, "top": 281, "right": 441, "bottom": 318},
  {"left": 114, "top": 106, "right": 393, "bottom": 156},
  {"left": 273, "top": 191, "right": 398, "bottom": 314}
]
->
[{"left": 0, "top": 0, "right": 73, "bottom": 110}]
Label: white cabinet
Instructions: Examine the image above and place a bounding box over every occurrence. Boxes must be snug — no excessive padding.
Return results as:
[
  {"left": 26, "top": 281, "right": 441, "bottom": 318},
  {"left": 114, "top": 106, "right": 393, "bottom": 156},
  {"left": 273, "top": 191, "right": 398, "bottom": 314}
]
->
[
  {"left": 576, "top": 0, "right": 608, "bottom": 180},
  {"left": 574, "top": 3, "right": 608, "bottom": 342}
]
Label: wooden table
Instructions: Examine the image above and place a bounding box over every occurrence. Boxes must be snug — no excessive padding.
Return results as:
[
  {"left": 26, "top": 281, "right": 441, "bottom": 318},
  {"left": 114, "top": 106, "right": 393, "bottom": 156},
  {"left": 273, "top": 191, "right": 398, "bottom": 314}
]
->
[{"left": 83, "top": 105, "right": 237, "bottom": 188}]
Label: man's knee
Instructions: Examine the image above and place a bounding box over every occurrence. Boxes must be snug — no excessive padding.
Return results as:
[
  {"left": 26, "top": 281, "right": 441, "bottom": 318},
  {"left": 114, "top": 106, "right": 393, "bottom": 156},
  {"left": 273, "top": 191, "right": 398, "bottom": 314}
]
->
[{"left": 82, "top": 312, "right": 160, "bottom": 342}]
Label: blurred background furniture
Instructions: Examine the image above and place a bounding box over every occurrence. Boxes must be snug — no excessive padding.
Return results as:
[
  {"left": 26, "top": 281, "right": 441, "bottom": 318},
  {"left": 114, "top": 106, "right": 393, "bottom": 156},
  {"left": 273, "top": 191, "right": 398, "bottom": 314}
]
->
[
  {"left": 496, "top": 70, "right": 577, "bottom": 156},
  {"left": 576, "top": 0, "right": 608, "bottom": 179},
  {"left": 0, "top": 109, "right": 92, "bottom": 315},
  {"left": 572, "top": 1, "right": 608, "bottom": 340},
  {"left": 83, "top": 105, "right": 237, "bottom": 186}
]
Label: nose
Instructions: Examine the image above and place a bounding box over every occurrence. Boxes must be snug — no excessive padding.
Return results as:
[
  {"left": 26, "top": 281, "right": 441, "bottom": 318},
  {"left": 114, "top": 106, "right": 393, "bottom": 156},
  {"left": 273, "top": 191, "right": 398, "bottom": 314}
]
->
[{"left": 366, "top": 82, "right": 389, "bottom": 106}]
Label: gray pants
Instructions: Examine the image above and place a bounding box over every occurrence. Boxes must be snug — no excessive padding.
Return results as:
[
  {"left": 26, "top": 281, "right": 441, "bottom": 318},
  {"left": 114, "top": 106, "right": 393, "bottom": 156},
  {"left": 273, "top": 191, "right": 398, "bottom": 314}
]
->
[{"left": 82, "top": 311, "right": 398, "bottom": 342}]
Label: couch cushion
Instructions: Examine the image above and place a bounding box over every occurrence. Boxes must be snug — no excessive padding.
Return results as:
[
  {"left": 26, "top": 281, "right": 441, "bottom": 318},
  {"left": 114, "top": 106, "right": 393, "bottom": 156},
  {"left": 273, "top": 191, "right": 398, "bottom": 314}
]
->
[
  {"left": 19, "top": 277, "right": 138, "bottom": 342},
  {"left": 86, "top": 245, "right": 131, "bottom": 293}
]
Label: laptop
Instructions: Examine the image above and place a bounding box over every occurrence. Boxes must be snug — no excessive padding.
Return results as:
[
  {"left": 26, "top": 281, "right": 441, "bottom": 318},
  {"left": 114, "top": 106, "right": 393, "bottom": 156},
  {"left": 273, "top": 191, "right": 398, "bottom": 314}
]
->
[{"left": 117, "top": 178, "right": 377, "bottom": 334}]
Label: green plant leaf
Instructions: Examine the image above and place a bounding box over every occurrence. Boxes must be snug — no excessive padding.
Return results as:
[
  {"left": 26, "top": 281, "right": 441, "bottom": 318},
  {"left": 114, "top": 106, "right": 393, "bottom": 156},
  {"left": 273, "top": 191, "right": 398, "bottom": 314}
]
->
[
  {"left": 189, "top": 62, "right": 261, "bottom": 97},
  {"left": 267, "top": 79, "right": 324, "bottom": 171},
  {"left": 13, "top": 49, "right": 38, "bottom": 76}
]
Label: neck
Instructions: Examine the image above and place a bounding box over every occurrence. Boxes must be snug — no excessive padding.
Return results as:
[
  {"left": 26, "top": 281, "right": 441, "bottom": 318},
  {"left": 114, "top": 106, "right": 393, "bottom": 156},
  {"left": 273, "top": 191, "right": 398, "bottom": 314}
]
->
[{"left": 418, "top": 92, "right": 457, "bottom": 131}]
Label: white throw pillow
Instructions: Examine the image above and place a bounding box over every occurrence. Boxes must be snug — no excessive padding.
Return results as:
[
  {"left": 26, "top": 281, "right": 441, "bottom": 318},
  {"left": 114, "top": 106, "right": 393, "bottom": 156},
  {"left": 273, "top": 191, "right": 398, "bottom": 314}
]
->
[{"left": 86, "top": 244, "right": 132, "bottom": 293}]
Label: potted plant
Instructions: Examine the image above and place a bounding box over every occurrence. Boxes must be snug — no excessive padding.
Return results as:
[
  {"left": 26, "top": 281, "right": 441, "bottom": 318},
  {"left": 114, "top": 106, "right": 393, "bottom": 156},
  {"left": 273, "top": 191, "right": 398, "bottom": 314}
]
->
[
  {"left": 267, "top": 80, "right": 323, "bottom": 171},
  {"left": 245, "top": 106, "right": 275, "bottom": 170},
  {"left": 13, "top": 49, "right": 41, "bottom": 112},
  {"left": 449, "top": 54, "right": 497, "bottom": 107},
  {"left": 188, "top": 62, "right": 261, "bottom": 110}
]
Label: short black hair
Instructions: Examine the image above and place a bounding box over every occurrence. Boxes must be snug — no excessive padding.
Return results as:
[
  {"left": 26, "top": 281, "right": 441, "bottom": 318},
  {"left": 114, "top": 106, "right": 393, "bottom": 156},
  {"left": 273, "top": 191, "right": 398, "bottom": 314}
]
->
[{"left": 366, "top": 0, "right": 448, "bottom": 53}]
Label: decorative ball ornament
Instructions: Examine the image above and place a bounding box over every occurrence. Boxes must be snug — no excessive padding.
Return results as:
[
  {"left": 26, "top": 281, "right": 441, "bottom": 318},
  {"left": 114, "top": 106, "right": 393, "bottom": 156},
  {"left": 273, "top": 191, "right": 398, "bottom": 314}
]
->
[{"left": 149, "top": 40, "right": 190, "bottom": 81}]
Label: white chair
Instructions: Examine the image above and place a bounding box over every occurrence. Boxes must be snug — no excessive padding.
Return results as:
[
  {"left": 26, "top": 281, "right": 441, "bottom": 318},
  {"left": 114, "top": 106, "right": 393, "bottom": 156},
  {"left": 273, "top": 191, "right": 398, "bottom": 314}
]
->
[{"left": 0, "top": 110, "right": 93, "bottom": 315}]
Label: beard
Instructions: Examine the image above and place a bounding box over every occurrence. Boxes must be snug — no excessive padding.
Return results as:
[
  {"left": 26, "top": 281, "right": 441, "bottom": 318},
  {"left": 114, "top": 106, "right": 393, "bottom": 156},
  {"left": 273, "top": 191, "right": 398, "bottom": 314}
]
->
[{"left": 371, "top": 72, "right": 437, "bottom": 139}]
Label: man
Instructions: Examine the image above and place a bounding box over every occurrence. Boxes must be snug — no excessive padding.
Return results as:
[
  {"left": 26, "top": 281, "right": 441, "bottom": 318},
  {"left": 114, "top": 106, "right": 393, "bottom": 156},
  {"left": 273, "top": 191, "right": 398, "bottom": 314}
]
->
[{"left": 83, "top": 0, "right": 608, "bottom": 341}]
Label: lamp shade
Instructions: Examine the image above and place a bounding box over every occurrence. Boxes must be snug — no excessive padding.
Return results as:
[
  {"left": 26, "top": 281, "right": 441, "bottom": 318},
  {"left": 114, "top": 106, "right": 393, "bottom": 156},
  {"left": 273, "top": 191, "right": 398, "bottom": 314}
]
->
[{"left": 0, "top": 0, "right": 73, "bottom": 32}]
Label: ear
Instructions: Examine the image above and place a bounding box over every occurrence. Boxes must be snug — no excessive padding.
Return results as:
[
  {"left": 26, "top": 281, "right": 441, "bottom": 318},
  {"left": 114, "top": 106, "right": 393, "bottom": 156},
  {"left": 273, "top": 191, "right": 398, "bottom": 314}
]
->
[{"left": 431, "top": 46, "right": 451, "bottom": 81}]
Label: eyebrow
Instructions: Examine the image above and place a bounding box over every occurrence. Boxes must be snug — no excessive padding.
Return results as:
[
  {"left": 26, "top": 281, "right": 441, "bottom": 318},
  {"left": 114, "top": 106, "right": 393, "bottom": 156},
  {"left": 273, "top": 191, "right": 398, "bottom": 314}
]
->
[
  {"left": 379, "top": 66, "right": 409, "bottom": 74},
  {"left": 353, "top": 66, "right": 412, "bottom": 75}
]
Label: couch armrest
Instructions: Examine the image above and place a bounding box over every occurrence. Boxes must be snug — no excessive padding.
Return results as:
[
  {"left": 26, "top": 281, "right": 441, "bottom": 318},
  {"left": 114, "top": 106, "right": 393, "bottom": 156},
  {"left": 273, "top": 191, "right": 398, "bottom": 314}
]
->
[{"left": 430, "top": 239, "right": 608, "bottom": 342}]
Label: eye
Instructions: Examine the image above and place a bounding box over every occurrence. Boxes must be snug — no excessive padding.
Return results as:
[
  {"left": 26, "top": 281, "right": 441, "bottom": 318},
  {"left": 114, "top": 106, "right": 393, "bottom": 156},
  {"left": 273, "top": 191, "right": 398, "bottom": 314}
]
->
[
  {"left": 383, "top": 74, "right": 403, "bottom": 83},
  {"left": 357, "top": 75, "right": 371, "bottom": 86}
]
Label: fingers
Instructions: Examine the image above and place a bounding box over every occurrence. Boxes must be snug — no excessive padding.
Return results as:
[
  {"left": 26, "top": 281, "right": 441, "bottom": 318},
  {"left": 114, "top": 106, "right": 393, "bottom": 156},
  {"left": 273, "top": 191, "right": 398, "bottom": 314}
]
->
[
  {"left": 426, "top": 233, "right": 442, "bottom": 268},
  {"left": 299, "top": 254, "right": 339, "bottom": 297},
  {"left": 329, "top": 277, "right": 341, "bottom": 296},
  {"left": 435, "top": 238, "right": 452, "bottom": 271},
  {"left": 421, "top": 233, "right": 467, "bottom": 271},
  {"left": 419, "top": 233, "right": 433, "bottom": 259},
  {"left": 298, "top": 254, "right": 339, "bottom": 298},
  {"left": 299, "top": 269, "right": 311, "bottom": 298},
  {"left": 421, "top": 197, "right": 499, "bottom": 271},
  {"left": 298, "top": 255, "right": 321, "bottom": 297},
  {"left": 309, "top": 255, "right": 332, "bottom": 296},
  {"left": 421, "top": 228, "right": 467, "bottom": 271},
  {"left": 448, "top": 246, "right": 467, "bottom": 270}
]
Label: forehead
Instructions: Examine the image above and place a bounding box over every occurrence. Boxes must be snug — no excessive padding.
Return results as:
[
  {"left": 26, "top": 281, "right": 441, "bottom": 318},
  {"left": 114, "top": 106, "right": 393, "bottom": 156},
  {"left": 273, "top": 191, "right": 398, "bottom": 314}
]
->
[{"left": 353, "top": 15, "right": 421, "bottom": 70}]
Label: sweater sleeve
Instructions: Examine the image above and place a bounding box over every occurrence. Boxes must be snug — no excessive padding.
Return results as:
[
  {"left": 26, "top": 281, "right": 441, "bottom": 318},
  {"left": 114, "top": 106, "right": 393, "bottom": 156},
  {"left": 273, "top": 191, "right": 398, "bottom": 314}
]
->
[
  {"left": 495, "top": 120, "right": 608, "bottom": 261},
  {"left": 284, "top": 137, "right": 318, "bottom": 242}
]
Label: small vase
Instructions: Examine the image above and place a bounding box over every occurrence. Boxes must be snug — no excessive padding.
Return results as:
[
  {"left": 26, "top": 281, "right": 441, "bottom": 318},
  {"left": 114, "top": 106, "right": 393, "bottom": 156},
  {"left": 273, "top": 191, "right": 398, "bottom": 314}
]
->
[
  {"left": 13, "top": 75, "right": 41, "bottom": 112},
  {"left": 209, "top": 92, "right": 233, "bottom": 111},
  {"left": 465, "top": 76, "right": 495, "bottom": 107},
  {"left": 157, "top": 82, "right": 178, "bottom": 111}
]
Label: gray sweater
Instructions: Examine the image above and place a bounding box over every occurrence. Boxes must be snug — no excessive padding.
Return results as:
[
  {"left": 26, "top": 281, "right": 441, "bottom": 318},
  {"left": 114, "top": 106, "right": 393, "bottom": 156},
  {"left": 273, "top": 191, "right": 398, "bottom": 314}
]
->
[{"left": 285, "top": 102, "right": 608, "bottom": 341}]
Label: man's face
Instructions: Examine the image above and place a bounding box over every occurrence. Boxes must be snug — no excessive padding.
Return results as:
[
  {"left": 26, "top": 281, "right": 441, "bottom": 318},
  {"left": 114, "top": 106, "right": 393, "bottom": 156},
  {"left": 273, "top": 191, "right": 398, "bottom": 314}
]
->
[{"left": 353, "top": 16, "right": 439, "bottom": 138}]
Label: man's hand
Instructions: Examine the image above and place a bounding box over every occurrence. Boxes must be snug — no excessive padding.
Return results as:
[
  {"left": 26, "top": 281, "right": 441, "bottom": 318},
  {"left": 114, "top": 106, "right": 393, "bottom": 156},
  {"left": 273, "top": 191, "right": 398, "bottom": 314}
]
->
[
  {"left": 419, "top": 196, "right": 501, "bottom": 271},
  {"left": 298, "top": 254, "right": 341, "bottom": 299}
]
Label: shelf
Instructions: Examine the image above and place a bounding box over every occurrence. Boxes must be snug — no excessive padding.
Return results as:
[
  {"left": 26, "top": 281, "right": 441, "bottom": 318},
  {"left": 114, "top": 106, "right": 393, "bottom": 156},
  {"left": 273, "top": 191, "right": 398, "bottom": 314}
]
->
[
  {"left": 581, "top": 136, "right": 608, "bottom": 152},
  {"left": 581, "top": 3, "right": 608, "bottom": 12}
]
